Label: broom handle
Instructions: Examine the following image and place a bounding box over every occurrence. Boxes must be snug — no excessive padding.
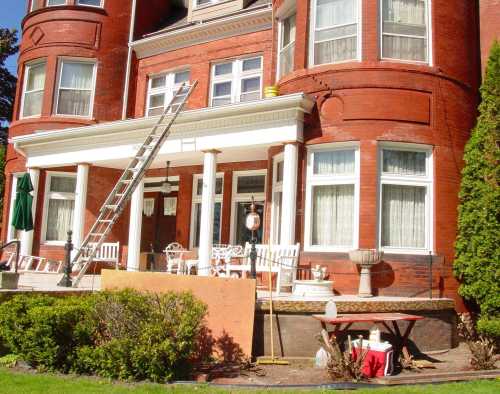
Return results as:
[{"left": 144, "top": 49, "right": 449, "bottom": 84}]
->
[{"left": 269, "top": 251, "right": 274, "bottom": 360}]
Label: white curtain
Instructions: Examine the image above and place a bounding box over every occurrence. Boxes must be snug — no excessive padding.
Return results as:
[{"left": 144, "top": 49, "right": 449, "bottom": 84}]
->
[
  {"left": 58, "top": 62, "right": 94, "bottom": 116},
  {"left": 383, "top": 150, "right": 426, "bottom": 175},
  {"left": 314, "top": 0, "right": 358, "bottom": 64},
  {"left": 382, "top": 185, "right": 426, "bottom": 248},
  {"left": 382, "top": 0, "right": 427, "bottom": 61},
  {"left": 314, "top": 150, "right": 355, "bottom": 175},
  {"left": 312, "top": 184, "right": 354, "bottom": 247},
  {"left": 46, "top": 199, "right": 75, "bottom": 241},
  {"left": 23, "top": 63, "right": 45, "bottom": 117}
]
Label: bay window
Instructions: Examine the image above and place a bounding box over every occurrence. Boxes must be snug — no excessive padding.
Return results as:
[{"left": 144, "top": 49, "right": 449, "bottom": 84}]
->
[
  {"left": 381, "top": 0, "right": 430, "bottom": 63},
  {"left": 42, "top": 173, "right": 77, "bottom": 244},
  {"left": 21, "top": 61, "right": 46, "bottom": 118},
  {"left": 310, "top": 0, "right": 360, "bottom": 66},
  {"left": 379, "top": 145, "right": 433, "bottom": 252},
  {"left": 55, "top": 59, "right": 96, "bottom": 117},
  {"left": 190, "top": 174, "right": 224, "bottom": 248},
  {"left": 210, "top": 56, "right": 262, "bottom": 107},
  {"left": 278, "top": 13, "right": 296, "bottom": 78},
  {"left": 231, "top": 171, "right": 266, "bottom": 246},
  {"left": 146, "top": 69, "right": 190, "bottom": 116},
  {"left": 305, "top": 144, "right": 360, "bottom": 251}
]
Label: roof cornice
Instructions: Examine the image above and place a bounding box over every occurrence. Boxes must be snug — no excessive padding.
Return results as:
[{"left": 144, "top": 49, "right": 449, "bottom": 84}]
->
[{"left": 131, "top": 5, "right": 272, "bottom": 59}]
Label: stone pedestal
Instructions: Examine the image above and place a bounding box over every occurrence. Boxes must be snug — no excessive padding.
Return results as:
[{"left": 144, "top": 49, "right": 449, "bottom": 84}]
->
[{"left": 358, "top": 265, "right": 373, "bottom": 298}]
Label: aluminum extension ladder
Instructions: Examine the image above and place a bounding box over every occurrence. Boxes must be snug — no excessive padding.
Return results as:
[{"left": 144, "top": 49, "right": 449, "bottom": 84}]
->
[{"left": 70, "top": 80, "right": 198, "bottom": 287}]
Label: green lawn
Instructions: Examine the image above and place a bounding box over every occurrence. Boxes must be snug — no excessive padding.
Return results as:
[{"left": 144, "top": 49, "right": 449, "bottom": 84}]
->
[{"left": 0, "top": 368, "right": 498, "bottom": 394}]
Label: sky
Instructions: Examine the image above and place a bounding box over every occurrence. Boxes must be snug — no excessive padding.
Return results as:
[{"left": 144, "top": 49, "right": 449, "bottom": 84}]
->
[{"left": 1, "top": 0, "right": 27, "bottom": 76}]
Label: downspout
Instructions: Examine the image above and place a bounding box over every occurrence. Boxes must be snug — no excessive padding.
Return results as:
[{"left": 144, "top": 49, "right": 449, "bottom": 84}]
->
[{"left": 121, "top": 0, "right": 138, "bottom": 120}]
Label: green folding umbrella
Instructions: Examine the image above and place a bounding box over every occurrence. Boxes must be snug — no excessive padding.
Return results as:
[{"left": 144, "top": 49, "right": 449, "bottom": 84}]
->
[{"left": 11, "top": 173, "right": 34, "bottom": 232}]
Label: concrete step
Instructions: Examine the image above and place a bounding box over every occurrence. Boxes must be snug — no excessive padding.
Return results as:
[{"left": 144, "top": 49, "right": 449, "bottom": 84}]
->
[{"left": 17, "top": 272, "right": 101, "bottom": 290}]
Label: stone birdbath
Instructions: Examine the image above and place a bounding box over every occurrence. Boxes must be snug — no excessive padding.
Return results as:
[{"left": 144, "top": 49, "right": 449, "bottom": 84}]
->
[{"left": 349, "top": 249, "right": 383, "bottom": 298}]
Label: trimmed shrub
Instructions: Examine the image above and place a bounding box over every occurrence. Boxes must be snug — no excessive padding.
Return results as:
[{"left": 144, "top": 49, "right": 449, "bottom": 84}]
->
[{"left": 454, "top": 40, "right": 500, "bottom": 337}]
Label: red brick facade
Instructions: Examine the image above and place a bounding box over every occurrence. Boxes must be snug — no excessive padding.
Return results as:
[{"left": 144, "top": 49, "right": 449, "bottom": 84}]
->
[{"left": 3, "top": 0, "right": 495, "bottom": 310}]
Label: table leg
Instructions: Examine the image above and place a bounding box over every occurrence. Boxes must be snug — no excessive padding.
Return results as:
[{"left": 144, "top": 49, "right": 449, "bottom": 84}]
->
[{"left": 391, "top": 320, "right": 416, "bottom": 365}]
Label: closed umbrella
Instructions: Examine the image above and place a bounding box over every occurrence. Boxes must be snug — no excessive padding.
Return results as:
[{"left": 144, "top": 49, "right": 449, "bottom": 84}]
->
[{"left": 11, "top": 173, "right": 34, "bottom": 232}]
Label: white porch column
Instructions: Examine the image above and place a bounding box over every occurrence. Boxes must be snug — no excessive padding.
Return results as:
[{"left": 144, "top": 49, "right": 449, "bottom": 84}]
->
[
  {"left": 280, "top": 143, "right": 298, "bottom": 245},
  {"left": 198, "top": 150, "right": 219, "bottom": 276},
  {"left": 20, "top": 167, "right": 40, "bottom": 256},
  {"left": 71, "top": 164, "right": 89, "bottom": 258},
  {"left": 127, "top": 179, "right": 144, "bottom": 272}
]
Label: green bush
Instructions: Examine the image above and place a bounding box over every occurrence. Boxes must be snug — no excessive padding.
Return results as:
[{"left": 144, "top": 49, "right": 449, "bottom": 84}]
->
[
  {"left": 454, "top": 40, "right": 500, "bottom": 335},
  {"left": 477, "top": 317, "right": 500, "bottom": 339},
  {"left": 0, "top": 290, "right": 207, "bottom": 382}
]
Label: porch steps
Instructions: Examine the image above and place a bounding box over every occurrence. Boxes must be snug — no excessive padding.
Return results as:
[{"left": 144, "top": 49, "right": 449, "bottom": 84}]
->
[{"left": 68, "top": 81, "right": 198, "bottom": 287}]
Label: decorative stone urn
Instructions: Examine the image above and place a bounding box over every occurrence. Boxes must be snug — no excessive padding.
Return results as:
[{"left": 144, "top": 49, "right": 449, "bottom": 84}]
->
[{"left": 349, "top": 249, "right": 383, "bottom": 298}]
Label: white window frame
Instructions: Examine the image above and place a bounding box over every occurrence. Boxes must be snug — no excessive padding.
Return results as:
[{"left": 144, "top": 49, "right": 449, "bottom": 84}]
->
[
  {"left": 377, "top": 142, "right": 434, "bottom": 254},
  {"left": 270, "top": 153, "right": 284, "bottom": 245},
  {"left": 209, "top": 55, "right": 263, "bottom": 107},
  {"left": 76, "top": 0, "right": 105, "bottom": 8},
  {"left": 277, "top": 12, "right": 296, "bottom": 79},
  {"left": 193, "top": 0, "right": 222, "bottom": 9},
  {"left": 54, "top": 58, "right": 97, "bottom": 118},
  {"left": 7, "top": 173, "right": 24, "bottom": 242},
  {"left": 309, "top": 0, "right": 362, "bottom": 67},
  {"left": 379, "top": 0, "right": 432, "bottom": 65},
  {"left": 41, "top": 172, "right": 77, "bottom": 246},
  {"left": 47, "top": 0, "right": 67, "bottom": 7},
  {"left": 304, "top": 142, "right": 360, "bottom": 252},
  {"left": 189, "top": 173, "right": 224, "bottom": 249},
  {"left": 20, "top": 60, "right": 46, "bottom": 119},
  {"left": 229, "top": 170, "right": 267, "bottom": 245},
  {"left": 145, "top": 68, "right": 190, "bottom": 117}
]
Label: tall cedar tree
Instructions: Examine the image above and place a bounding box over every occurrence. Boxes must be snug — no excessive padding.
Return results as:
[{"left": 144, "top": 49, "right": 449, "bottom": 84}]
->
[{"left": 454, "top": 41, "right": 500, "bottom": 336}]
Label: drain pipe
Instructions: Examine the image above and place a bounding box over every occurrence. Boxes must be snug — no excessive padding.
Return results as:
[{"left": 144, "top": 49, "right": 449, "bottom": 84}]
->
[{"left": 121, "top": 0, "right": 138, "bottom": 120}]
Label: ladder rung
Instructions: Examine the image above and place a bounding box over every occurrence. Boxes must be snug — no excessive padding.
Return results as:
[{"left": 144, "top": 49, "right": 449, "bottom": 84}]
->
[
  {"left": 105, "top": 205, "right": 118, "bottom": 210},
  {"left": 90, "top": 233, "right": 105, "bottom": 237},
  {"left": 128, "top": 167, "right": 140, "bottom": 172},
  {"left": 120, "top": 179, "right": 132, "bottom": 183},
  {"left": 98, "top": 219, "right": 113, "bottom": 223}
]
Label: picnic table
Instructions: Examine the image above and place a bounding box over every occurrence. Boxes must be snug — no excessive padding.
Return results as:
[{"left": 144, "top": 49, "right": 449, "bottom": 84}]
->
[{"left": 313, "top": 312, "right": 424, "bottom": 364}]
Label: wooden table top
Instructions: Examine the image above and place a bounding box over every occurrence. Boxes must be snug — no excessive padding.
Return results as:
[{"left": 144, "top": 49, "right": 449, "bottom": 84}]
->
[{"left": 312, "top": 312, "right": 424, "bottom": 324}]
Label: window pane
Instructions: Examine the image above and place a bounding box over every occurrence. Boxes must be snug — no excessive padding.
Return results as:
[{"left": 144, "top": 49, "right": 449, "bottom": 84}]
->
[
  {"left": 214, "top": 62, "right": 232, "bottom": 76},
  {"left": 312, "top": 184, "right": 354, "bottom": 247},
  {"left": 237, "top": 175, "right": 265, "bottom": 194},
  {"left": 276, "top": 161, "right": 284, "bottom": 183},
  {"left": 240, "top": 92, "right": 260, "bottom": 102},
  {"left": 235, "top": 201, "right": 264, "bottom": 246},
  {"left": 382, "top": 35, "right": 427, "bottom": 62},
  {"left": 148, "top": 107, "right": 164, "bottom": 116},
  {"left": 213, "top": 81, "right": 231, "bottom": 97},
  {"left": 315, "top": 36, "right": 357, "bottom": 64},
  {"left": 241, "top": 77, "right": 260, "bottom": 93},
  {"left": 50, "top": 176, "right": 76, "bottom": 193},
  {"left": 174, "top": 70, "right": 190, "bottom": 84},
  {"left": 77, "top": 0, "right": 101, "bottom": 6},
  {"left": 149, "top": 93, "right": 165, "bottom": 109},
  {"left": 151, "top": 75, "right": 166, "bottom": 89},
  {"left": 60, "top": 62, "right": 94, "bottom": 89},
  {"left": 193, "top": 202, "right": 222, "bottom": 247},
  {"left": 282, "top": 14, "right": 296, "bottom": 48},
  {"left": 48, "top": 0, "right": 66, "bottom": 5},
  {"left": 57, "top": 89, "right": 91, "bottom": 116},
  {"left": 46, "top": 199, "right": 74, "bottom": 241},
  {"left": 23, "top": 91, "right": 43, "bottom": 118},
  {"left": 242, "top": 57, "right": 261, "bottom": 72},
  {"left": 196, "top": 177, "right": 223, "bottom": 196},
  {"left": 313, "top": 150, "right": 355, "bottom": 175},
  {"left": 381, "top": 184, "right": 426, "bottom": 248},
  {"left": 26, "top": 63, "right": 46, "bottom": 91},
  {"left": 382, "top": 150, "right": 426, "bottom": 176},
  {"left": 316, "top": 0, "right": 357, "bottom": 29}
]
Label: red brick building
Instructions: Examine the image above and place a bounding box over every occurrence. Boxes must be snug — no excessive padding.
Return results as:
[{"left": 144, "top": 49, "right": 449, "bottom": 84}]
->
[{"left": 3, "top": 0, "right": 497, "bottom": 309}]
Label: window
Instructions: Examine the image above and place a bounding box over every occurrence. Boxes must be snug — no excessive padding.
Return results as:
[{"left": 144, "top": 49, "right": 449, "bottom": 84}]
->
[
  {"left": 271, "top": 154, "right": 284, "bottom": 244},
  {"left": 381, "top": 0, "right": 430, "bottom": 63},
  {"left": 42, "top": 173, "right": 77, "bottom": 244},
  {"left": 146, "top": 69, "right": 190, "bottom": 116},
  {"left": 210, "top": 56, "right": 262, "bottom": 107},
  {"left": 310, "top": 0, "right": 360, "bottom": 66},
  {"left": 278, "top": 13, "right": 296, "bottom": 78},
  {"left": 379, "top": 145, "right": 433, "bottom": 252},
  {"left": 195, "top": 0, "right": 220, "bottom": 7},
  {"left": 305, "top": 144, "right": 360, "bottom": 251},
  {"left": 231, "top": 171, "right": 266, "bottom": 246},
  {"left": 55, "top": 59, "right": 96, "bottom": 117},
  {"left": 30, "top": 0, "right": 42, "bottom": 11},
  {"left": 77, "top": 0, "right": 103, "bottom": 6},
  {"left": 7, "top": 174, "right": 23, "bottom": 242},
  {"left": 190, "top": 174, "right": 224, "bottom": 248},
  {"left": 21, "top": 61, "right": 46, "bottom": 118},
  {"left": 47, "top": 0, "right": 66, "bottom": 6}
]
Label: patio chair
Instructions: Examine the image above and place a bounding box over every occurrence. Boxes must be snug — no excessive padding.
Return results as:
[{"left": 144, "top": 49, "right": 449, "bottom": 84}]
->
[{"left": 164, "top": 242, "right": 187, "bottom": 274}]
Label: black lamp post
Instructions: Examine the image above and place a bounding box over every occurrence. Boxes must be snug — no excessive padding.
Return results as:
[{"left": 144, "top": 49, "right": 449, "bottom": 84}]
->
[
  {"left": 57, "top": 230, "right": 73, "bottom": 287},
  {"left": 245, "top": 197, "right": 261, "bottom": 279}
]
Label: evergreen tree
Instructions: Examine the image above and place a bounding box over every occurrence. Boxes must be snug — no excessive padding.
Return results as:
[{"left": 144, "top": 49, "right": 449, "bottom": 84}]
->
[
  {"left": 454, "top": 41, "right": 500, "bottom": 337},
  {"left": 0, "top": 28, "right": 18, "bottom": 144}
]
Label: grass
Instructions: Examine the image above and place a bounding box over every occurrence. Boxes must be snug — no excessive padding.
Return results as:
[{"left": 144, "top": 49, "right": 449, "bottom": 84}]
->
[{"left": 0, "top": 369, "right": 499, "bottom": 394}]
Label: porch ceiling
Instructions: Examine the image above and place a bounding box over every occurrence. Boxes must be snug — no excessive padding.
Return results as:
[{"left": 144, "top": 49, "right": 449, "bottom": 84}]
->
[{"left": 11, "top": 93, "right": 314, "bottom": 169}]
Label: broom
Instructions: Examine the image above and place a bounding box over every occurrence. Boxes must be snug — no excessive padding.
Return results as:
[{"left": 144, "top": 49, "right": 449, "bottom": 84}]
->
[{"left": 257, "top": 254, "right": 289, "bottom": 365}]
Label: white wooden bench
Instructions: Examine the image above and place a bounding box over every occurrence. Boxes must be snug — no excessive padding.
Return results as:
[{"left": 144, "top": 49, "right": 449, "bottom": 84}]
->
[
  {"left": 91, "top": 242, "right": 120, "bottom": 269},
  {"left": 225, "top": 243, "right": 300, "bottom": 295}
]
